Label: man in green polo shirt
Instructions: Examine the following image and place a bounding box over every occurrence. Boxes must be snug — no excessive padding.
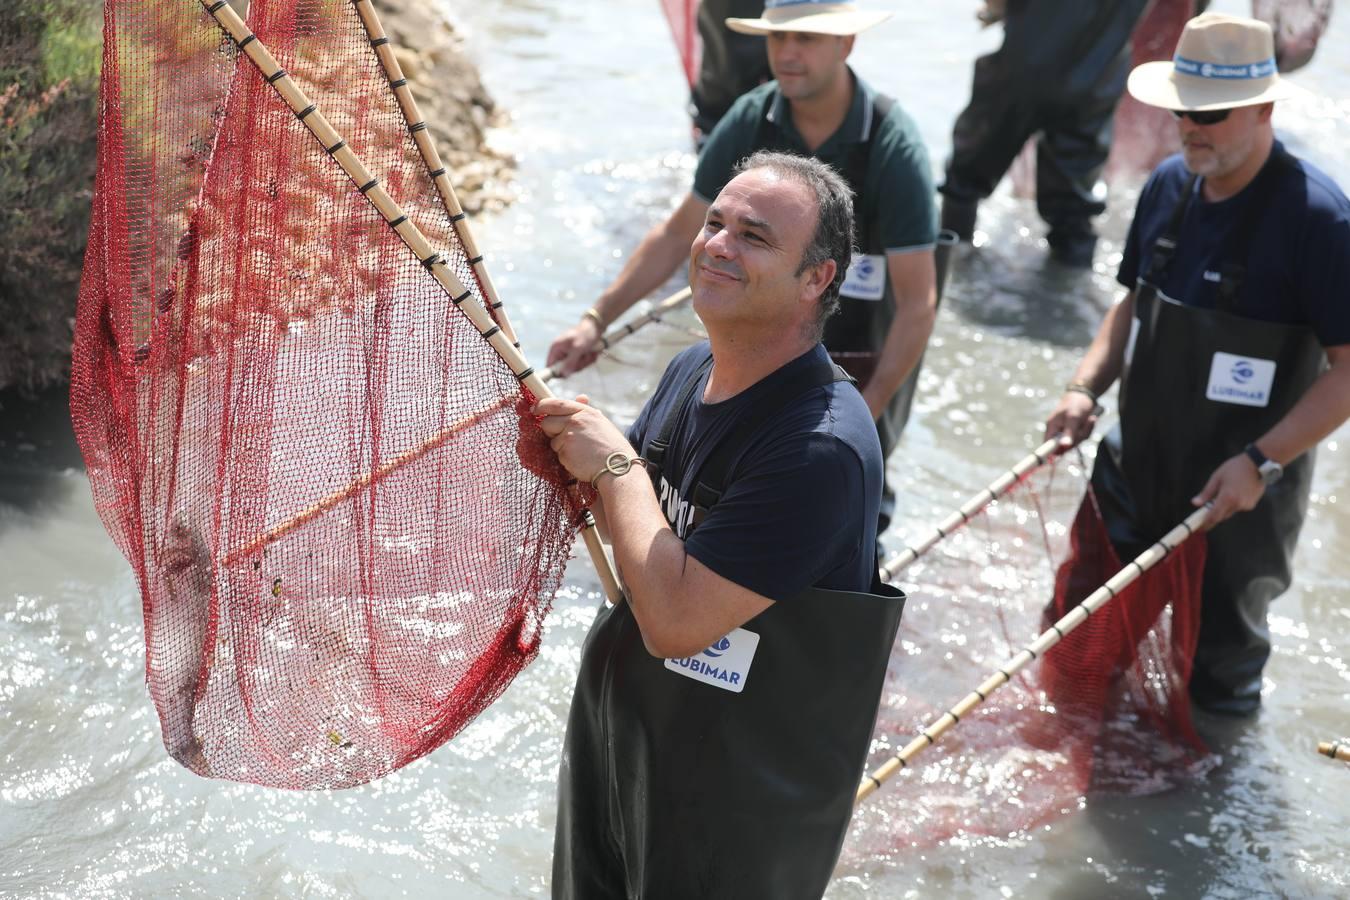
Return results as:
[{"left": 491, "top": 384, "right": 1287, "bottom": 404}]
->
[{"left": 548, "top": 0, "right": 936, "bottom": 531}]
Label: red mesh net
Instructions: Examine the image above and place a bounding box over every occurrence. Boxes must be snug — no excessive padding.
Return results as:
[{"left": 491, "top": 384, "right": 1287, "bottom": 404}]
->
[
  {"left": 69, "top": 0, "right": 580, "bottom": 789},
  {"left": 849, "top": 455, "right": 1213, "bottom": 856},
  {"left": 1106, "top": 0, "right": 1192, "bottom": 179},
  {"left": 659, "top": 0, "right": 700, "bottom": 88}
]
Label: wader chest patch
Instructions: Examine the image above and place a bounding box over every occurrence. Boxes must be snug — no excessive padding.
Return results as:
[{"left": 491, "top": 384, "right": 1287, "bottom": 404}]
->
[
  {"left": 840, "top": 254, "right": 886, "bottom": 301},
  {"left": 1206, "top": 351, "right": 1275, "bottom": 407},
  {"left": 664, "top": 627, "right": 760, "bottom": 693}
]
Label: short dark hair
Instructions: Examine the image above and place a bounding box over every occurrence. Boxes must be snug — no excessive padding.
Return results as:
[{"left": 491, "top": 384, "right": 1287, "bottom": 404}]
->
[{"left": 732, "top": 150, "right": 855, "bottom": 336}]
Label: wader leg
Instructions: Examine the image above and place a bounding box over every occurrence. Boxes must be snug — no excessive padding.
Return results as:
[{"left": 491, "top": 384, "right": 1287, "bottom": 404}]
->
[
  {"left": 552, "top": 618, "right": 629, "bottom": 900},
  {"left": 1188, "top": 456, "right": 1310, "bottom": 715},
  {"left": 552, "top": 747, "right": 628, "bottom": 899},
  {"left": 1036, "top": 93, "right": 1116, "bottom": 265},
  {"left": 1035, "top": 8, "right": 1136, "bottom": 265},
  {"left": 1187, "top": 508, "right": 1296, "bottom": 716},
  {"left": 1188, "top": 568, "right": 1273, "bottom": 717},
  {"left": 941, "top": 46, "right": 1038, "bottom": 239}
]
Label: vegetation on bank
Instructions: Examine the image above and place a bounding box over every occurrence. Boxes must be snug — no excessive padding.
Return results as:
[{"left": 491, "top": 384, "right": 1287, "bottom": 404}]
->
[
  {"left": 0, "top": 0, "right": 101, "bottom": 394},
  {"left": 0, "top": 1, "right": 507, "bottom": 396}
]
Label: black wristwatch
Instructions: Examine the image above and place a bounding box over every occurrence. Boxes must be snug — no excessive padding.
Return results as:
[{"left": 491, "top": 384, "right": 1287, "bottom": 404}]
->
[{"left": 1244, "top": 443, "right": 1283, "bottom": 485}]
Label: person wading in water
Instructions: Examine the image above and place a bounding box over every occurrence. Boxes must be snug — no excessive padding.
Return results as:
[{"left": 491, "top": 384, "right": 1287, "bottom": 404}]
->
[
  {"left": 1046, "top": 13, "right": 1350, "bottom": 715},
  {"left": 538, "top": 151, "right": 905, "bottom": 898}
]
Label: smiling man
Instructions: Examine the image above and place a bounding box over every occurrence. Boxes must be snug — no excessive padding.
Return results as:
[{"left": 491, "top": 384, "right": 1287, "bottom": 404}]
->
[
  {"left": 1045, "top": 14, "right": 1350, "bottom": 715},
  {"left": 541, "top": 152, "right": 904, "bottom": 898},
  {"left": 548, "top": 0, "right": 936, "bottom": 535}
]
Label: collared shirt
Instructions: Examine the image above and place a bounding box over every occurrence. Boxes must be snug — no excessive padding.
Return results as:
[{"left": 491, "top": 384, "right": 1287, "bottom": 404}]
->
[{"left": 692, "top": 71, "right": 937, "bottom": 256}]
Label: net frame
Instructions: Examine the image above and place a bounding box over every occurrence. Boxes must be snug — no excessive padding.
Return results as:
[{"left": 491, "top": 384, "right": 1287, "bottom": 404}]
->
[
  {"left": 879, "top": 438, "right": 1064, "bottom": 582},
  {"left": 348, "top": 0, "right": 517, "bottom": 347},
  {"left": 198, "top": 0, "right": 621, "bottom": 600},
  {"left": 858, "top": 501, "right": 1213, "bottom": 803},
  {"left": 539, "top": 286, "right": 694, "bottom": 384}
]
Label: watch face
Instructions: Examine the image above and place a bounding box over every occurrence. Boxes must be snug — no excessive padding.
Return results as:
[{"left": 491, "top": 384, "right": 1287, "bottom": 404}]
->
[{"left": 1260, "top": 461, "right": 1283, "bottom": 485}]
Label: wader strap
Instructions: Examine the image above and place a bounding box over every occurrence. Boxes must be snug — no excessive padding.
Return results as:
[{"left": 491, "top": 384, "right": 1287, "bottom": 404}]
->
[
  {"left": 644, "top": 351, "right": 715, "bottom": 480},
  {"left": 644, "top": 349, "right": 853, "bottom": 530},
  {"left": 1214, "top": 146, "right": 1295, "bottom": 313},
  {"left": 838, "top": 93, "right": 894, "bottom": 252},
  {"left": 749, "top": 87, "right": 894, "bottom": 253},
  {"left": 686, "top": 355, "right": 852, "bottom": 524},
  {"left": 1146, "top": 173, "right": 1199, "bottom": 285}
]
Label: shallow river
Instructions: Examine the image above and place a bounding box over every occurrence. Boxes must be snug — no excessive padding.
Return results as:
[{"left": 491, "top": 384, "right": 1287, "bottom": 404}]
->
[{"left": 3, "top": 0, "right": 1349, "bottom": 896}]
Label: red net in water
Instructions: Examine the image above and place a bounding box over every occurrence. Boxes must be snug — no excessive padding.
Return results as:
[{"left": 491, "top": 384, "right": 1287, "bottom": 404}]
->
[
  {"left": 1039, "top": 485, "right": 1210, "bottom": 793},
  {"left": 70, "top": 0, "right": 580, "bottom": 789},
  {"left": 848, "top": 454, "right": 1213, "bottom": 857}
]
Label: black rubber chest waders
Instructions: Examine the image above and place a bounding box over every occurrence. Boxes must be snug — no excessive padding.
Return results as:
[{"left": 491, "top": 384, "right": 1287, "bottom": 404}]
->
[
  {"left": 553, "top": 351, "right": 906, "bottom": 898},
  {"left": 1093, "top": 149, "right": 1325, "bottom": 712}
]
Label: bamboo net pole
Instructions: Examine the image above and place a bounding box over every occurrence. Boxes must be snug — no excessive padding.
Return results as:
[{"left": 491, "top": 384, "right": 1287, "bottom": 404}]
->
[
  {"left": 539, "top": 286, "right": 694, "bottom": 383},
  {"left": 878, "top": 437, "right": 1062, "bottom": 583},
  {"left": 856, "top": 502, "right": 1213, "bottom": 803},
  {"left": 222, "top": 396, "right": 515, "bottom": 565},
  {"left": 224, "top": 285, "right": 695, "bottom": 560},
  {"left": 1318, "top": 741, "right": 1350, "bottom": 763},
  {"left": 348, "top": 0, "right": 518, "bottom": 348},
  {"left": 201, "top": 0, "right": 621, "bottom": 601}
]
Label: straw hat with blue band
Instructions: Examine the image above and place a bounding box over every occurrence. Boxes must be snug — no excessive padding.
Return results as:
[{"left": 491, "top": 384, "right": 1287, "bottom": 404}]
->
[
  {"left": 725, "top": 0, "right": 892, "bottom": 37},
  {"left": 1127, "top": 13, "right": 1304, "bottom": 112}
]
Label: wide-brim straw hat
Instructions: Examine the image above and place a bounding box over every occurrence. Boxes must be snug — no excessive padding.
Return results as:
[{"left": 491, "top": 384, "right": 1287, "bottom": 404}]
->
[
  {"left": 726, "top": 1, "right": 892, "bottom": 37},
  {"left": 1128, "top": 13, "right": 1302, "bottom": 111}
]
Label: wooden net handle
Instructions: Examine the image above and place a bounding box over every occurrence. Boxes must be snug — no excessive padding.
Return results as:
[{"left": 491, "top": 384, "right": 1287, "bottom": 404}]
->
[
  {"left": 1318, "top": 741, "right": 1350, "bottom": 763},
  {"left": 857, "top": 503, "right": 1213, "bottom": 803},
  {"left": 540, "top": 286, "right": 694, "bottom": 383},
  {"left": 348, "top": 0, "right": 517, "bottom": 348},
  {"left": 879, "top": 437, "right": 1063, "bottom": 583}
]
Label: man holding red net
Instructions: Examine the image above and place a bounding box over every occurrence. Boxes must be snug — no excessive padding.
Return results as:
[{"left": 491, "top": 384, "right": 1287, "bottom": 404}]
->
[
  {"left": 537, "top": 151, "right": 905, "bottom": 897},
  {"left": 1045, "top": 13, "right": 1350, "bottom": 716}
]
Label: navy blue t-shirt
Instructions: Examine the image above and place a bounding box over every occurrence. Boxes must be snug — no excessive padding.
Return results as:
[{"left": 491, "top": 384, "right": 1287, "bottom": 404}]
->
[
  {"left": 1118, "top": 143, "right": 1350, "bottom": 348},
  {"left": 626, "top": 343, "right": 882, "bottom": 603}
]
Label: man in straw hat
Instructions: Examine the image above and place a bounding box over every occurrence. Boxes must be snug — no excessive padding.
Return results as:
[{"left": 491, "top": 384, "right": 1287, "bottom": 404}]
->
[
  {"left": 538, "top": 151, "right": 904, "bottom": 897},
  {"left": 1046, "top": 13, "right": 1350, "bottom": 715},
  {"left": 548, "top": 0, "right": 938, "bottom": 536}
]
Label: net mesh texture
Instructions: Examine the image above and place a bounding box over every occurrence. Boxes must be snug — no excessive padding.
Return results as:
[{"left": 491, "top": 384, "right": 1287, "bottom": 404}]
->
[
  {"left": 849, "top": 454, "right": 1213, "bottom": 857},
  {"left": 659, "top": 0, "right": 700, "bottom": 88},
  {"left": 70, "top": 0, "right": 580, "bottom": 789}
]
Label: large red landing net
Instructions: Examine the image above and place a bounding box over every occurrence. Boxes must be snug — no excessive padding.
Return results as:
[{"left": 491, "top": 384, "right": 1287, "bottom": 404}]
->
[
  {"left": 70, "top": 0, "right": 579, "bottom": 789},
  {"left": 848, "top": 455, "right": 1212, "bottom": 858}
]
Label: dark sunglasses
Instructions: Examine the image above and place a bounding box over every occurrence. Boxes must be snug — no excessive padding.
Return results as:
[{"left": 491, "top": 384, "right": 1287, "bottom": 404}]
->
[{"left": 1171, "top": 108, "right": 1233, "bottom": 126}]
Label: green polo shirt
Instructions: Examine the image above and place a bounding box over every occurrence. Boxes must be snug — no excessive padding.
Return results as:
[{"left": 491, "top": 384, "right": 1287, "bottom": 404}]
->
[{"left": 691, "top": 72, "right": 937, "bottom": 255}]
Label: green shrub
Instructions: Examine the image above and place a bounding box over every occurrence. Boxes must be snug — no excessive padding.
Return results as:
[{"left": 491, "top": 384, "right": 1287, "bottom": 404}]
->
[{"left": 0, "top": 0, "right": 101, "bottom": 393}]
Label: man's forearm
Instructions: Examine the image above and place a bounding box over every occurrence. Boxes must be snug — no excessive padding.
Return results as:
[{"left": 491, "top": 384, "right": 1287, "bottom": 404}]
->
[
  {"left": 1256, "top": 346, "right": 1350, "bottom": 464},
  {"left": 595, "top": 468, "right": 772, "bottom": 659},
  {"left": 592, "top": 194, "right": 709, "bottom": 325},
  {"left": 860, "top": 250, "right": 937, "bottom": 417},
  {"left": 1070, "top": 291, "right": 1136, "bottom": 396}
]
